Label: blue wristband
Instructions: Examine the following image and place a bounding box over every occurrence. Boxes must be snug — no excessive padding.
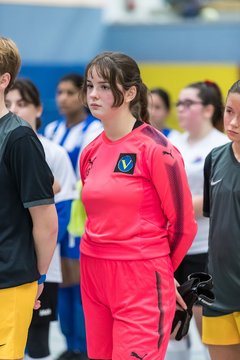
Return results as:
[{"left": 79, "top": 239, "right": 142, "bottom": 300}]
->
[{"left": 38, "top": 274, "right": 46, "bottom": 285}]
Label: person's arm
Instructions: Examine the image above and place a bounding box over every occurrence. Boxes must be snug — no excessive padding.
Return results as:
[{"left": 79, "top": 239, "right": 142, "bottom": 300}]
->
[
  {"left": 190, "top": 156, "right": 211, "bottom": 217},
  {"left": 203, "top": 152, "right": 212, "bottom": 218},
  {"left": 149, "top": 142, "right": 198, "bottom": 271},
  {"left": 192, "top": 195, "right": 203, "bottom": 218},
  {"left": 7, "top": 128, "right": 58, "bottom": 308},
  {"left": 53, "top": 179, "right": 61, "bottom": 194},
  {"left": 29, "top": 204, "right": 58, "bottom": 310},
  {"left": 29, "top": 204, "right": 58, "bottom": 275},
  {"left": 175, "top": 278, "right": 187, "bottom": 310},
  {"left": 10, "top": 133, "right": 58, "bottom": 264},
  {"left": 193, "top": 151, "right": 213, "bottom": 218}
]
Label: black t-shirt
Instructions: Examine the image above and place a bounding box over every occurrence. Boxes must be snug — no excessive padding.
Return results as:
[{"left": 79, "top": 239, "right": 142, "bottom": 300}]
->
[
  {"left": 203, "top": 142, "right": 240, "bottom": 313},
  {"left": 0, "top": 112, "right": 54, "bottom": 289}
]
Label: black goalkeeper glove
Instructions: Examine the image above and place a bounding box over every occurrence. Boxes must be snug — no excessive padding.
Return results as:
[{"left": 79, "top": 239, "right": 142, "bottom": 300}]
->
[{"left": 171, "top": 272, "right": 215, "bottom": 341}]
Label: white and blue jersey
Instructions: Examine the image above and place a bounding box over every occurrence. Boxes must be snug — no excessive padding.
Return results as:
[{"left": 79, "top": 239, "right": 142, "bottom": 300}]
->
[
  {"left": 44, "top": 114, "right": 103, "bottom": 258},
  {"left": 44, "top": 114, "right": 103, "bottom": 177},
  {"left": 39, "top": 135, "right": 77, "bottom": 281}
]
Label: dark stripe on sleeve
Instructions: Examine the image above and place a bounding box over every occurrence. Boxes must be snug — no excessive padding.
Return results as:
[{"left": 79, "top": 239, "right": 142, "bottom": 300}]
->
[
  {"left": 141, "top": 126, "right": 168, "bottom": 147},
  {"left": 156, "top": 271, "right": 164, "bottom": 349},
  {"left": 165, "top": 162, "right": 184, "bottom": 251},
  {"left": 24, "top": 198, "right": 54, "bottom": 208}
]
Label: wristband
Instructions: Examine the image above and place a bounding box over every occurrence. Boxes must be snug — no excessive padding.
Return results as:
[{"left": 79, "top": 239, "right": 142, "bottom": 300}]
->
[{"left": 38, "top": 274, "right": 46, "bottom": 285}]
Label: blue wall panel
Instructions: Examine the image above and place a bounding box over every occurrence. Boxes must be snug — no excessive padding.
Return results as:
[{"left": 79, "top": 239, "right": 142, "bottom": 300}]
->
[
  {"left": 1, "top": 4, "right": 240, "bottom": 63},
  {"left": 101, "top": 22, "right": 240, "bottom": 62},
  {"left": 1, "top": 4, "right": 240, "bottom": 129},
  {"left": 19, "top": 64, "right": 86, "bottom": 130},
  {"left": 0, "top": 4, "right": 104, "bottom": 63}
]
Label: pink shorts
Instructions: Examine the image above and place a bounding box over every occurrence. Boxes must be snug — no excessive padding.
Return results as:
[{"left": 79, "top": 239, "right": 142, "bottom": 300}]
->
[{"left": 80, "top": 255, "right": 175, "bottom": 360}]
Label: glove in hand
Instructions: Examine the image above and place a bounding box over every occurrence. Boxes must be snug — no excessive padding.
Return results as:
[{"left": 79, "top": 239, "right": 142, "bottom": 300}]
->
[{"left": 171, "top": 272, "right": 215, "bottom": 341}]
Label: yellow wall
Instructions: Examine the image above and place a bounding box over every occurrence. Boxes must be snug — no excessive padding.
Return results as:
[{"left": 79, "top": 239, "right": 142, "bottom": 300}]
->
[{"left": 140, "top": 63, "right": 239, "bottom": 130}]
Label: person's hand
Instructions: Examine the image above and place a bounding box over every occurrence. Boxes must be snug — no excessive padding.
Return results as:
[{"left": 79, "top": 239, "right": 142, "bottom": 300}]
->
[
  {"left": 174, "top": 278, "right": 187, "bottom": 310},
  {"left": 34, "top": 283, "right": 44, "bottom": 310},
  {"left": 53, "top": 179, "right": 61, "bottom": 194}
]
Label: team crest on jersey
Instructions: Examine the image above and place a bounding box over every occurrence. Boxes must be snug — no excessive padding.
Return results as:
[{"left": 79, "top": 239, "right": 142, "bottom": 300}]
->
[{"left": 114, "top": 153, "right": 136, "bottom": 174}]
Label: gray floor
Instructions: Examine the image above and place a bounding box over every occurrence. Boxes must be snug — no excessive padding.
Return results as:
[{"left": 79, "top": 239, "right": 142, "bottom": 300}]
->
[{"left": 50, "top": 318, "right": 209, "bottom": 360}]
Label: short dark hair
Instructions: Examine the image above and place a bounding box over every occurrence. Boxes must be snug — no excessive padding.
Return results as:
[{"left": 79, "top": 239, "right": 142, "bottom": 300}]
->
[
  {"left": 8, "top": 78, "right": 42, "bottom": 129},
  {"left": 58, "top": 73, "right": 84, "bottom": 89},
  {"left": 150, "top": 88, "right": 171, "bottom": 111}
]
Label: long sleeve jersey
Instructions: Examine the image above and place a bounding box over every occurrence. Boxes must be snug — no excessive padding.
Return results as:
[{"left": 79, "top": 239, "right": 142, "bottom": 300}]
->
[{"left": 80, "top": 123, "right": 197, "bottom": 271}]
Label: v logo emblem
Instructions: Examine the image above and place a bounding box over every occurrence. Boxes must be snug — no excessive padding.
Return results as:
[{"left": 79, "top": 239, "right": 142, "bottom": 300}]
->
[
  {"left": 114, "top": 153, "right": 136, "bottom": 174},
  {"left": 121, "top": 159, "right": 132, "bottom": 170}
]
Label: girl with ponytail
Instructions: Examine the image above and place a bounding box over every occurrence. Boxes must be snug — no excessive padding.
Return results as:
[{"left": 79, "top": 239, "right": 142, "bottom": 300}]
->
[
  {"left": 79, "top": 51, "right": 197, "bottom": 360},
  {"left": 167, "top": 80, "right": 229, "bottom": 360}
]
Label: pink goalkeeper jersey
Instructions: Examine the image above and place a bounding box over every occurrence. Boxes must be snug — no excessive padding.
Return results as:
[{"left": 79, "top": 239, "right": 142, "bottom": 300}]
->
[{"left": 80, "top": 123, "right": 197, "bottom": 271}]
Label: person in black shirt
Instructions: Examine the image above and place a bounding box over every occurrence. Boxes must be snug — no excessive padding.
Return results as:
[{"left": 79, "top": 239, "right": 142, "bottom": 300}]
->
[
  {"left": 0, "top": 37, "right": 58, "bottom": 360},
  {"left": 203, "top": 80, "right": 240, "bottom": 360}
]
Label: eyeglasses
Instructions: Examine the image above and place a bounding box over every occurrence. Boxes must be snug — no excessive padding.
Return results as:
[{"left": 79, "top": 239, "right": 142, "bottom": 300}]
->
[{"left": 176, "top": 100, "right": 203, "bottom": 108}]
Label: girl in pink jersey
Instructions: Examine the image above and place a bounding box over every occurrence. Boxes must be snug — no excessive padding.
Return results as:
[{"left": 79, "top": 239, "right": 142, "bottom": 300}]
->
[{"left": 79, "top": 52, "right": 197, "bottom": 360}]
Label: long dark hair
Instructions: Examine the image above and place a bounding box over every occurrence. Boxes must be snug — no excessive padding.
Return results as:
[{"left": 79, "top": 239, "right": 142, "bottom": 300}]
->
[
  {"left": 186, "top": 80, "right": 224, "bottom": 132},
  {"left": 81, "top": 52, "right": 149, "bottom": 123}
]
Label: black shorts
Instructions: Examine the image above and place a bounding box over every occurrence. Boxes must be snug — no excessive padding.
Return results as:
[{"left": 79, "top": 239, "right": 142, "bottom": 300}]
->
[
  {"left": 174, "top": 252, "right": 208, "bottom": 285},
  {"left": 31, "top": 282, "right": 59, "bottom": 325}
]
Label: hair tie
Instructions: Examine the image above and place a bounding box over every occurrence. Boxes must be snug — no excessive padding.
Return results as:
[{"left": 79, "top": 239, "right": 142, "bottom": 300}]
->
[{"left": 204, "top": 80, "right": 215, "bottom": 86}]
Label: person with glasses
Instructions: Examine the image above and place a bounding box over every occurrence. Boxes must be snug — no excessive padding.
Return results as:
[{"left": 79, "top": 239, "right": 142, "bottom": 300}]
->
[{"left": 166, "top": 81, "right": 229, "bottom": 360}]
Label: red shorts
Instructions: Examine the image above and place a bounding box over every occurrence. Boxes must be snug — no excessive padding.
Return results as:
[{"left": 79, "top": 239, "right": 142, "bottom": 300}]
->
[{"left": 80, "top": 255, "right": 175, "bottom": 360}]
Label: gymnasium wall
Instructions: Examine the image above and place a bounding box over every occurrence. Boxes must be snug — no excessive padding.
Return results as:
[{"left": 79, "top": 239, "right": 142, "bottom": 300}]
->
[
  {"left": 140, "top": 63, "right": 239, "bottom": 129},
  {"left": 0, "top": 3, "right": 240, "bottom": 129}
]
